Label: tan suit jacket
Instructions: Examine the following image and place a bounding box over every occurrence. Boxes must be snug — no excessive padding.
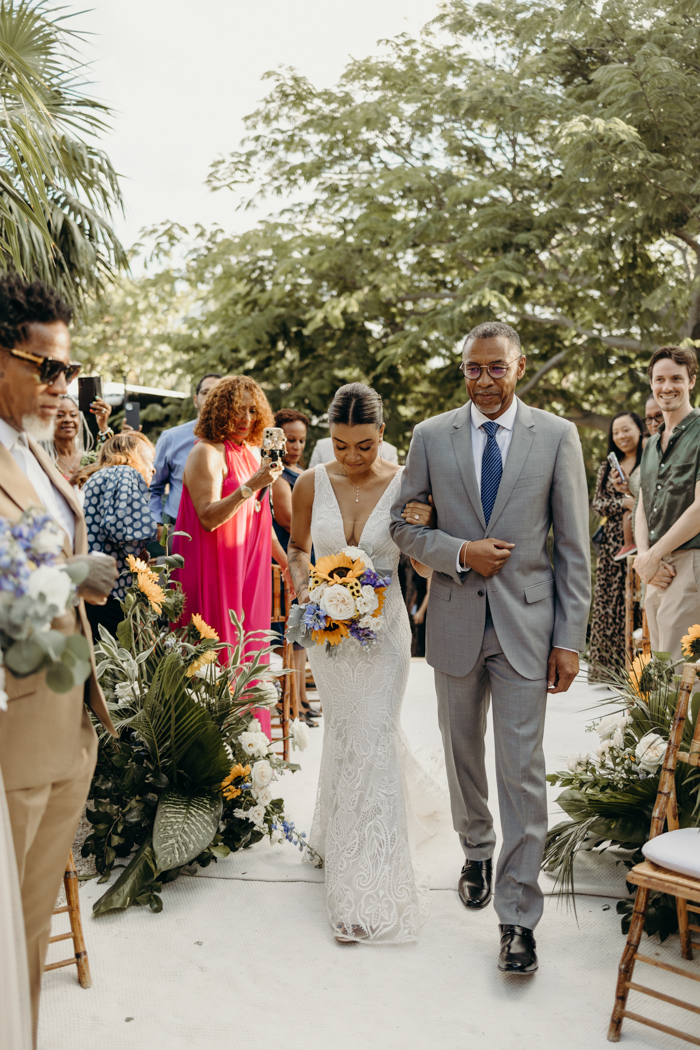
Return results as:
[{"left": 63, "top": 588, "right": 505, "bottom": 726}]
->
[{"left": 0, "top": 439, "right": 116, "bottom": 790}]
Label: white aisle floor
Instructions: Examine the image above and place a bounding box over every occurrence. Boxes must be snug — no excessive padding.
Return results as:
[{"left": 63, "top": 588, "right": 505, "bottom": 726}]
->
[{"left": 40, "top": 661, "right": 698, "bottom": 1050}]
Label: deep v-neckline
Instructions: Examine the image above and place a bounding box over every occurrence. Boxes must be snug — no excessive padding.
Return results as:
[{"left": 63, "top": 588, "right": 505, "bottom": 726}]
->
[{"left": 321, "top": 464, "right": 400, "bottom": 547}]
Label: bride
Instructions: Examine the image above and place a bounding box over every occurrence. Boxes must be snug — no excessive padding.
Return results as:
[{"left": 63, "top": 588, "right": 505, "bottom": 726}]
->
[{"left": 288, "top": 383, "right": 440, "bottom": 944}]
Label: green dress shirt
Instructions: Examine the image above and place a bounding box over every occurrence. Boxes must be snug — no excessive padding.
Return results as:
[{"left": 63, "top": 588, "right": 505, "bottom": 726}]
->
[{"left": 640, "top": 408, "right": 700, "bottom": 551}]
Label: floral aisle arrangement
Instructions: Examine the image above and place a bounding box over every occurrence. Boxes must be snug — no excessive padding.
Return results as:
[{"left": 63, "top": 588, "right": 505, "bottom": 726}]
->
[
  {"left": 286, "top": 546, "right": 391, "bottom": 651},
  {"left": 83, "top": 554, "right": 317, "bottom": 915},
  {"left": 0, "top": 507, "right": 91, "bottom": 709},
  {"left": 545, "top": 650, "right": 700, "bottom": 938}
]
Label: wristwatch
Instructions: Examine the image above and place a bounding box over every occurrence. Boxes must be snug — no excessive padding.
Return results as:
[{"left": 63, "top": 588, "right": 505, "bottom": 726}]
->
[{"left": 240, "top": 485, "right": 253, "bottom": 500}]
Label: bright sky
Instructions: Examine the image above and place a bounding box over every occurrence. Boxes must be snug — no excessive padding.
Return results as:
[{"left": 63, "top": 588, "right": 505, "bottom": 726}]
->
[{"left": 66, "top": 0, "right": 441, "bottom": 248}]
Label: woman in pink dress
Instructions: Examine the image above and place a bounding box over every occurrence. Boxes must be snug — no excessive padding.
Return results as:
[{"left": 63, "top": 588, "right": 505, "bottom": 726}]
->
[{"left": 172, "top": 376, "right": 290, "bottom": 737}]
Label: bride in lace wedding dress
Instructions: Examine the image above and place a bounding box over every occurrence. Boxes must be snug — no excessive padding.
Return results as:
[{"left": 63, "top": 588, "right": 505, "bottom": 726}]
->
[{"left": 289, "top": 383, "right": 444, "bottom": 945}]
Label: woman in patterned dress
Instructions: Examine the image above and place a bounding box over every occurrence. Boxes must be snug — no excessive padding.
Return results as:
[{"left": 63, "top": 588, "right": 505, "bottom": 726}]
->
[
  {"left": 82, "top": 432, "right": 158, "bottom": 638},
  {"left": 589, "top": 412, "right": 644, "bottom": 680}
]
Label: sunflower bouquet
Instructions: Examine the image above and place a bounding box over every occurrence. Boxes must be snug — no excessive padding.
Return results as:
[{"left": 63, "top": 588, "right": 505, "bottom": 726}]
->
[{"left": 286, "top": 546, "right": 391, "bottom": 651}]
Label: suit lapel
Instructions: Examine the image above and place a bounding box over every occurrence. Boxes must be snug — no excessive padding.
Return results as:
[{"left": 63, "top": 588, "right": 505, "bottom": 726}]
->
[
  {"left": 28, "top": 437, "right": 81, "bottom": 556},
  {"left": 0, "top": 442, "right": 44, "bottom": 515},
  {"left": 486, "top": 401, "right": 535, "bottom": 532},
  {"left": 451, "top": 403, "right": 487, "bottom": 530}
]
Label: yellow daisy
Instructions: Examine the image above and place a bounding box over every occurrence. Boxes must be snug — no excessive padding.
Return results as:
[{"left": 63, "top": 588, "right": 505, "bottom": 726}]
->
[
  {"left": 681, "top": 624, "right": 700, "bottom": 659},
  {"left": 185, "top": 648, "right": 218, "bottom": 678},
  {"left": 191, "top": 613, "right": 219, "bottom": 641}
]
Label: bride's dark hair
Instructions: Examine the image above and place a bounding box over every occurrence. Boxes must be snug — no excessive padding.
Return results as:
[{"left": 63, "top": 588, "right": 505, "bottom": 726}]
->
[{"left": 328, "top": 383, "right": 383, "bottom": 428}]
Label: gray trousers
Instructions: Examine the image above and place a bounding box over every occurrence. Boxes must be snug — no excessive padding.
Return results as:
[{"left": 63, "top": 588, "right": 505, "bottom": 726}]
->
[{"left": 434, "top": 607, "right": 548, "bottom": 930}]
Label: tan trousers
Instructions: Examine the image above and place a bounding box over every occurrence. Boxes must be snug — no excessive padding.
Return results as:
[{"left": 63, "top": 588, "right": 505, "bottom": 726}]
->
[
  {"left": 645, "top": 549, "right": 700, "bottom": 662},
  {"left": 5, "top": 765, "right": 94, "bottom": 1045}
]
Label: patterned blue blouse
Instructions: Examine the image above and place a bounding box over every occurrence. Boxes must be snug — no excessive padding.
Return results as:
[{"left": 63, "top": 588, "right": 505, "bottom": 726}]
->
[{"left": 83, "top": 465, "right": 158, "bottom": 600}]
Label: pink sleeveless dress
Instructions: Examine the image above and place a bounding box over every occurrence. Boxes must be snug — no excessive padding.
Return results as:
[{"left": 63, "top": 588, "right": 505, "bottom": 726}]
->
[{"left": 173, "top": 440, "right": 272, "bottom": 737}]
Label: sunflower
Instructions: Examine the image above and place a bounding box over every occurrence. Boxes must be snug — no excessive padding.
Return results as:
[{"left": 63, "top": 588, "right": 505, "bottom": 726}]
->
[
  {"left": 221, "top": 763, "right": 251, "bottom": 799},
  {"left": 681, "top": 624, "right": 700, "bottom": 660},
  {"left": 629, "top": 652, "right": 653, "bottom": 700},
  {"left": 313, "top": 619, "right": 350, "bottom": 646},
  {"left": 126, "top": 554, "right": 166, "bottom": 613},
  {"left": 191, "top": 613, "right": 219, "bottom": 641},
  {"left": 312, "top": 552, "right": 365, "bottom": 585},
  {"left": 370, "top": 587, "right": 387, "bottom": 618},
  {"left": 185, "top": 648, "right": 218, "bottom": 678}
]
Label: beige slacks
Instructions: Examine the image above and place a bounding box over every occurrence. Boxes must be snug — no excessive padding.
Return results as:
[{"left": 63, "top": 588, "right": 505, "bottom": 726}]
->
[
  {"left": 5, "top": 765, "right": 94, "bottom": 1045},
  {"left": 645, "top": 549, "right": 700, "bottom": 662}
]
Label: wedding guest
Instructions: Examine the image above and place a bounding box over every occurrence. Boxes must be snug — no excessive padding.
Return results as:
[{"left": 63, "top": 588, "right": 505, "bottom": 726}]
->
[
  {"left": 172, "top": 376, "right": 287, "bottom": 738},
  {"left": 589, "top": 411, "right": 644, "bottom": 678},
  {"left": 644, "top": 395, "right": 664, "bottom": 438},
  {"left": 82, "top": 432, "right": 158, "bottom": 638},
  {"left": 270, "top": 408, "right": 317, "bottom": 725},
  {"left": 46, "top": 393, "right": 112, "bottom": 481},
  {"left": 0, "top": 275, "right": 117, "bottom": 1043},
  {"left": 635, "top": 346, "right": 700, "bottom": 661},
  {"left": 149, "top": 373, "right": 222, "bottom": 539},
  {"left": 309, "top": 432, "right": 398, "bottom": 467}
]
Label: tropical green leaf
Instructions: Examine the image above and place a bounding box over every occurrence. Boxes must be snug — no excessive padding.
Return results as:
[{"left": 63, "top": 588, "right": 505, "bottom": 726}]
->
[
  {"left": 92, "top": 836, "right": 159, "bottom": 916},
  {"left": 152, "top": 789, "right": 222, "bottom": 871}
]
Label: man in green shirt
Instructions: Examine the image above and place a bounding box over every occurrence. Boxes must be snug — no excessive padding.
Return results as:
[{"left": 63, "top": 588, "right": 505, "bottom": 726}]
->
[{"left": 636, "top": 345, "right": 700, "bottom": 660}]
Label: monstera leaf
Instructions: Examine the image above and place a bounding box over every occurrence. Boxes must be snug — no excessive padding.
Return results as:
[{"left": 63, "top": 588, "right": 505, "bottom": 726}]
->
[
  {"left": 152, "top": 788, "right": 222, "bottom": 871},
  {"left": 93, "top": 837, "right": 160, "bottom": 916}
]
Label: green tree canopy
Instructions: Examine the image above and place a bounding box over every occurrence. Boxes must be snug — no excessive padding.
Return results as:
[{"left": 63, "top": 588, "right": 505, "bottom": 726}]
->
[
  {"left": 0, "top": 0, "right": 125, "bottom": 307},
  {"left": 168, "top": 0, "right": 700, "bottom": 470}
]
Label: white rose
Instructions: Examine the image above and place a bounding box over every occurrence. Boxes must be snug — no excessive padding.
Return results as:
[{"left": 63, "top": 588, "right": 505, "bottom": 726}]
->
[
  {"left": 342, "top": 546, "right": 374, "bottom": 571},
  {"left": 358, "top": 615, "right": 376, "bottom": 630},
  {"left": 596, "top": 712, "right": 620, "bottom": 741},
  {"left": 319, "top": 583, "right": 356, "bottom": 621},
  {"left": 253, "top": 681, "right": 279, "bottom": 708},
  {"left": 239, "top": 731, "right": 271, "bottom": 758},
  {"left": 247, "top": 804, "right": 266, "bottom": 827},
  {"left": 26, "top": 564, "right": 72, "bottom": 612},
  {"left": 248, "top": 718, "right": 261, "bottom": 733},
  {"left": 566, "top": 752, "right": 589, "bottom": 773},
  {"left": 355, "top": 585, "right": 379, "bottom": 615},
  {"left": 635, "top": 732, "right": 667, "bottom": 773},
  {"left": 308, "top": 581, "right": 327, "bottom": 601},
  {"left": 252, "top": 759, "right": 273, "bottom": 789},
  {"left": 290, "top": 717, "right": 310, "bottom": 752},
  {"left": 32, "top": 523, "right": 64, "bottom": 556},
  {"left": 252, "top": 785, "right": 273, "bottom": 806}
]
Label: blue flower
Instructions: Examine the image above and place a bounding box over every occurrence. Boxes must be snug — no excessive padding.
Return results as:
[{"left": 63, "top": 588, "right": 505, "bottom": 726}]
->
[{"left": 303, "top": 603, "right": 328, "bottom": 630}]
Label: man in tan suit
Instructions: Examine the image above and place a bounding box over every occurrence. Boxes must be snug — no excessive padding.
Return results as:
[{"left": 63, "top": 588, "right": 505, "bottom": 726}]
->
[{"left": 0, "top": 275, "right": 118, "bottom": 1044}]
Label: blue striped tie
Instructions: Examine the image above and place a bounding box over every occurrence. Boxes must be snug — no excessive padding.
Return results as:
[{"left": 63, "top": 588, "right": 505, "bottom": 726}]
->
[{"left": 481, "top": 420, "right": 502, "bottom": 525}]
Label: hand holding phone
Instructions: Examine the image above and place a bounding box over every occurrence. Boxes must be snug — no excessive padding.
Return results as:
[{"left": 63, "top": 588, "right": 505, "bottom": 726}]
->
[{"left": 607, "top": 451, "right": 626, "bottom": 484}]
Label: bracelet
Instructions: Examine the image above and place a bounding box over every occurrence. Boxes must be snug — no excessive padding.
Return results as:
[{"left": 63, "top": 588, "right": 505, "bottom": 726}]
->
[
  {"left": 240, "top": 485, "right": 253, "bottom": 500},
  {"left": 461, "top": 540, "right": 470, "bottom": 568}
]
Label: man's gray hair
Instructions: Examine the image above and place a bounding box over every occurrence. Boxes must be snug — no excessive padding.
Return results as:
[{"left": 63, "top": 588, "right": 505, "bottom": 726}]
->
[{"left": 463, "top": 322, "right": 521, "bottom": 353}]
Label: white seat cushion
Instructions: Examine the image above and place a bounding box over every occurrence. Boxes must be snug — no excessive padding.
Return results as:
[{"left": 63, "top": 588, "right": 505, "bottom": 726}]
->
[{"left": 642, "top": 828, "right": 700, "bottom": 879}]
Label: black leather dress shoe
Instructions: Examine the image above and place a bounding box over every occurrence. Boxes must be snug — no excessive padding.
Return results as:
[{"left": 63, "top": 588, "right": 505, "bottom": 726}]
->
[
  {"left": 458, "top": 859, "right": 492, "bottom": 909},
  {"left": 498, "top": 925, "right": 538, "bottom": 974}
]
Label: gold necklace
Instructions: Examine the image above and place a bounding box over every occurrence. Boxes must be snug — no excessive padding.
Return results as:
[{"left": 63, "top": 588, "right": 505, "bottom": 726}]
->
[{"left": 340, "top": 468, "right": 376, "bottom": 503}]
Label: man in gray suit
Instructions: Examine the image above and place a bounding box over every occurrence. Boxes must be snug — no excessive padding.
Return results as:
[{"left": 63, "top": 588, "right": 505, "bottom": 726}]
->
[{"left": 390, "top": 321, "right": 590, "bottom": 974}]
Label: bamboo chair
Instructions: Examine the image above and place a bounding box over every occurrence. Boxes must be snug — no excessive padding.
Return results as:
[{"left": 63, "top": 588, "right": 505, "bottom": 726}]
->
[
  {"left": 44, "top": 852, "right": 92, "bottom": 989},
  {"left": 609, "top": 661, "right": 700, "bottom": 1043},
  {"left": 269, "top": 564, "right": 299, "bottom": 761}
]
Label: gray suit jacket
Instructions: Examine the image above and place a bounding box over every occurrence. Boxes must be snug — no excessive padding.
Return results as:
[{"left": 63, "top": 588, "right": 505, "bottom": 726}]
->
[{"left": 389, "top": 400, "right": 591, "bottom": 680}]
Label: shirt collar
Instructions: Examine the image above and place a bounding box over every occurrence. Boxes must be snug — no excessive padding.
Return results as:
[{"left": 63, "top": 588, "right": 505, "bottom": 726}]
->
[
  {"left": 470, "top": 396, "right": 519, "bottom": 433},
  {"left": 0, "top": 417, "right": 22, "bottom": 451}
]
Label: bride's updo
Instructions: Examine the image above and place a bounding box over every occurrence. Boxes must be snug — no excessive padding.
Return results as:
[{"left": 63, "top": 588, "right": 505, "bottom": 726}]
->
[{"left": 328, "top": 383, "right": 383, "bottom": 428}]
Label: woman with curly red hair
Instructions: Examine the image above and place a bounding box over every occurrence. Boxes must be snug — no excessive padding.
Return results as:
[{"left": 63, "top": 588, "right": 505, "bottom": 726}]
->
[{"left": 172, "top": 376, "right": 288, "bottom": 737}]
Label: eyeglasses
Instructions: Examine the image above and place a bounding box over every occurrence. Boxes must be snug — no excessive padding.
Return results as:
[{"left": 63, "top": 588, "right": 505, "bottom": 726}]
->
[
  {"left": 644, "top": 414, "right": 664, "bottom": 426},
  {"left": 459, "top": 356, "right": 522, "bottom": 381},
  {"left": 6, "top": 347, "right": 81, "bottom": 386}
]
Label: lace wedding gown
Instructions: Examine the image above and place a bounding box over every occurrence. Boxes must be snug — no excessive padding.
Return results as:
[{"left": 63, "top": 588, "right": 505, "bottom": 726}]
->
[{"left": 305, "top": 465, "right": 443, "bottom": 943}]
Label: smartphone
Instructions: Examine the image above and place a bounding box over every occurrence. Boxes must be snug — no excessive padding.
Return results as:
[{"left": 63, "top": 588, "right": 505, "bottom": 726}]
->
[
  {"left": 607, "top": 451, "right": 626, "bottom": 483},
  {"left": 124, "top": 401, "right": 140, "bottom": 430},
  {"left": 78, "top": 376, "right": 103, "bottom": 437}
]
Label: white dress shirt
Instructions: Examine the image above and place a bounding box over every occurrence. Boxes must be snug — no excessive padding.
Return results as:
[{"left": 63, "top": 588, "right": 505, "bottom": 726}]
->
[
  {"left": 455, "top": 397, "right": 519, "bottom": 572},
  {"left": 0, "top": 417, "right": 75, "bottom": 547}
]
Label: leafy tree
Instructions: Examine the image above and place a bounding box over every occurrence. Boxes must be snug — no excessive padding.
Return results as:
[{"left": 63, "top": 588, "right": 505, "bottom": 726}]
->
[
  {"left": 0, "top": 0, "right": 125, "bottom": 307},
  {"left": 172, "top": 0, "right": 700, "bottom": 476}
]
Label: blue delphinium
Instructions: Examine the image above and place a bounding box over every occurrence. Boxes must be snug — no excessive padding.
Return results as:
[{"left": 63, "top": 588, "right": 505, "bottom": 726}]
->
[
  {"left": 349, "top": 620, "right": 377, "bottom": 648},
  {"left": 360, "top": 569, "right": 391, "bottom": 590},
  {"left": 303, "top": 603, "right": 328, "bottom": 631}
]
